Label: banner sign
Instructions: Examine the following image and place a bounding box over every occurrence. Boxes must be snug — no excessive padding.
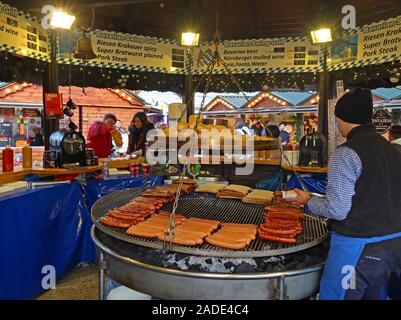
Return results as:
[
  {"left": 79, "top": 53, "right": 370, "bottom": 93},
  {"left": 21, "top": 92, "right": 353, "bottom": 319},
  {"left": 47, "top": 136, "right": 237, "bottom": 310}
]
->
[
  {"left": 57, "top": 29, "right": 185, "bottom": 74},
  {"left": 0, "top": 0, "right": 399, "bottom": 75},
  {"left": 0, "top": 1, "right": 48, "bottom": 61},
  {"left": 45, "top": 93, "right": 63, "bottom": 117},
  {"left": 191, "top": 37, "right": 321, "bottom": 74},
  {"left": 329, "top": 15, "right": 401, "bottom": 71},
  {"left": 373, "top": 109, "right": 392, "bottom": 134}
]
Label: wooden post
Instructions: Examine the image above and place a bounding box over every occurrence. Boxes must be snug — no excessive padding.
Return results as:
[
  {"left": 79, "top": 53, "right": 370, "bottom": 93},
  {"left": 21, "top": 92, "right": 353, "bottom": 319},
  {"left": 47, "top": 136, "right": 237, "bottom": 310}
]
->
[
  {"left": 318, "top": 43, "right": 329, "bottom": 138},
  {"left": 79, "top": 105, "right": 83, "bottom": 133},
  {"left": 318, "top": 43, "right": 329, "bottom": 161},
  {"left": 42, "top": 29, "right": 59, "bottom": 150},
  {"left": 184, "top": 47, "right": 194, "bottom": 120}
]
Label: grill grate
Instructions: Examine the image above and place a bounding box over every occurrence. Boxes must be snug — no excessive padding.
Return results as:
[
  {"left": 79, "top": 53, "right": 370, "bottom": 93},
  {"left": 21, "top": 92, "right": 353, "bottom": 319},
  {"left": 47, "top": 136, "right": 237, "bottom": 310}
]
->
[{"left": 92, "top": 187, "right": 328, "bottom": 258}]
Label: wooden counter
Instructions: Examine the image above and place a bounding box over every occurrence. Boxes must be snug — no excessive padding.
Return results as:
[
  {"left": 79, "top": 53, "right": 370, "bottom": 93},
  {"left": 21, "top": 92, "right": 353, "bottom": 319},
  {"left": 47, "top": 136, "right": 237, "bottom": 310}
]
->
[
  {"left": 189, "top": 156, "right": 281, "bottom": 166},
  {"left": 0, "top": 168, "right": 31, "bottom": 185},
  {"left": 30, "top": 165, "right": 103, "bottom": 175},
  {"left": 281, "top": 164, "right": 328, "bottom": 174},
  {"left": 0, "top": 165, "right": 103, "bottom": 185},
  {"left": 99, "top": 157, "right": 146, "bottom": 169}
]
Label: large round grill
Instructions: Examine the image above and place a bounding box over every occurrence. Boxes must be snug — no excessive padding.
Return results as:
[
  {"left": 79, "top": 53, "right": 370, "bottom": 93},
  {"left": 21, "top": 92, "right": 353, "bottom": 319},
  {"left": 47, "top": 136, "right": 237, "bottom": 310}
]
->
[{"left": 91, "top": 187, "right": 328, "bottom": 258}]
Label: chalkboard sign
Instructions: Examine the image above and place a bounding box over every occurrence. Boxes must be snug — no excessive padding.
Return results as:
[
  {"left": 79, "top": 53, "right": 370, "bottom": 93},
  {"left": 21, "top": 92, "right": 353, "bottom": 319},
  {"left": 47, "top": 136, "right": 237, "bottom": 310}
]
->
[{"left": 373, "top": 109, "right": 392, "bottom": 134}]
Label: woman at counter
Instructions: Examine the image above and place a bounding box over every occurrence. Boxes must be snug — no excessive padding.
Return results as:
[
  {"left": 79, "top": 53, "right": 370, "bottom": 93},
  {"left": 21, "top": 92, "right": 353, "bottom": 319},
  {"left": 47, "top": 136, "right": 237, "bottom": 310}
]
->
[{"left": 127, "top": 112, "right": 155, "bottom": 156}]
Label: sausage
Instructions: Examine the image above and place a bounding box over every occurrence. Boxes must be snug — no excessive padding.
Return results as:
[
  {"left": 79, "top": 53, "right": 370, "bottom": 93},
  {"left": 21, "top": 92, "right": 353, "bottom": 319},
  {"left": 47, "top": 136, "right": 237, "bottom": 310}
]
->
[
  {"left": 107, "top": 211, "right": 143, "bottom": 220},
  {"left": 100, "top": 216, "right": 133, "bottom": 228},
  {"left": 208, "top": 233, "right": 253, "bottom": 244},
  {"left": 160, "top": 235, "right": 201, "bottom": 246},
  {"left": 127, "top": 226, "right": 165, "bottom": 237},
  {"left": 206, "top": 236, "right": 248, "bottom": 250},
  {"left": 259, "top": 225, "right": 297, "bottom": 236},
  {"left": 258, "top": 231, "right": 297, "bottom": 244},
  {"left": 187, "top": 217, "right": 221, "bottom": 225},
  {"left": 267, "top": 212, "right": 303, "bottom": 220},
  {"left": 182, "top": 224, "right": 220, "bottom": 232},
  {"left": 263, "top": 221, "right": 301, "bottom": 228},
  {"left": 217, "top": 230, "right": 256, "bottom": 240},
  {"left": 174, "top": 229, "right": 209, "bottom": 238}
]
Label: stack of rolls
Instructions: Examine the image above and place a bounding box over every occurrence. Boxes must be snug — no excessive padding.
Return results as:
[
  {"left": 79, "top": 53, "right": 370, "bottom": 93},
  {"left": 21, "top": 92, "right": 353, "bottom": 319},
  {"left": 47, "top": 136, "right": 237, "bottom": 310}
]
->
[
  {"left": 242, "top": 189, "right": 274, "bottom": 205},
  {"left": 217, "top": 184, "right": 252, "bottom": 200},
  {"left": 195, "top": 183, "right": 226, "bottom": 194}
]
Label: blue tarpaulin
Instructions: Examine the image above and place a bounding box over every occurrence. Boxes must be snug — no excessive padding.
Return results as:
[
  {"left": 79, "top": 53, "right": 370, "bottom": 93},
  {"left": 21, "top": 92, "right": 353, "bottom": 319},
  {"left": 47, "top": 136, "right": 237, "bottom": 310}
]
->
[
  {"left": 255, "top": 171, "right": 284, "bottom": 191},
  {"left": 286, "top": 174, "right": 327, "bottom": 194},
  {"left": 80, "top": 175, "right": 163, "bottom": 208},
  {"left": 0, "top": 175, "right": 162, "bottom": 300}
]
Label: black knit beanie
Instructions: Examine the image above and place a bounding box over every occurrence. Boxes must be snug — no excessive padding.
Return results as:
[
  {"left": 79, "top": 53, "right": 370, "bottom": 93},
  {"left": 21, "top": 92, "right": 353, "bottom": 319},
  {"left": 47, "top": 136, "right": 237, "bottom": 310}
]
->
[{"left": 334, "top": 88, "right": 373, "bottom": 124}]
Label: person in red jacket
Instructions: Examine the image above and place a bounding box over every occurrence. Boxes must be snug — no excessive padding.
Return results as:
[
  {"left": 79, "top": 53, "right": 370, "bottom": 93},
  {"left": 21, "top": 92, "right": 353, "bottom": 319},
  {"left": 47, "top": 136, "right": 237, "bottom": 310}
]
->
[{"left": 87, "top": 113, "right": 122, "bottom": 158}]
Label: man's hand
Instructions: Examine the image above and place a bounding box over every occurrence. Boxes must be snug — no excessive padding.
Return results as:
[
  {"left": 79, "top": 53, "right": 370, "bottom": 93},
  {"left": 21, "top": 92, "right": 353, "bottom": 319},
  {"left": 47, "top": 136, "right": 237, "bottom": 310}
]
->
[{"left": 287, "top": 189, "right": 311, "bottom": 205}]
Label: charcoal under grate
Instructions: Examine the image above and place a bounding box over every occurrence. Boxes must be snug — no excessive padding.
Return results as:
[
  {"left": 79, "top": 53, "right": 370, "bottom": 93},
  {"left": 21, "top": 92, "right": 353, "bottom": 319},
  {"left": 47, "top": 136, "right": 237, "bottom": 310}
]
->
[{"left": 91, "top": 187, "right": 328, "bottom": 258}]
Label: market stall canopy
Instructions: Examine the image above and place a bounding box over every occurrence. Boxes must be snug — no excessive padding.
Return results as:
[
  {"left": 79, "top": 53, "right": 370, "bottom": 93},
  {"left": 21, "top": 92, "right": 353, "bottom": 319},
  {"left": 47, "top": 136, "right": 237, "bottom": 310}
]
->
[
  {"left": 203, "top": 87, "right": 401, "bottom": 116},
  {"left": 0, "top": 83, "right": 150, "bottom": 108},
  {"left": 372, "top": 87, "right": 401, "bottom": 101},
  {"left": 205, "top": 90, "right": 318, "bottom": 112},
  {"left": 11, "top": 0, "right": 401, "bottom": 40}
]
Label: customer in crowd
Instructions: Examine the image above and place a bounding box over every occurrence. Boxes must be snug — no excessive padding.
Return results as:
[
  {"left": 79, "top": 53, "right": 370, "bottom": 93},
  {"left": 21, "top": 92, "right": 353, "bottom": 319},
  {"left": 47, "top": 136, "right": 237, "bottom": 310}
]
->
[
  {"left": 279, "top": 123, "right": 290, "bottom": 146},
  {"left": 289, "top": 88, "right": 401, "bottom": 300},
  {"left": 29, "top": 127, "right": 44, "bottom": 147},
  {"left": 234, "top": 119, "right": 252, "bottom": 135},
  {"left": 265, "top": 124, "right": 280, "bottom": 139},
  {"left": 251, "top": 121, "right": 265, "bottom": 136},
  {"left": 113, "top": 120, "right": 129, "bottom": 155},
  {"left": 389, "top": 125, "right": 401, "bottom": 146},
  {"left": 87, "top": 113, "right": 123, "bottom": 158},
  {"left": 127, "top": 112, "right": 155, "bottom": 155}
]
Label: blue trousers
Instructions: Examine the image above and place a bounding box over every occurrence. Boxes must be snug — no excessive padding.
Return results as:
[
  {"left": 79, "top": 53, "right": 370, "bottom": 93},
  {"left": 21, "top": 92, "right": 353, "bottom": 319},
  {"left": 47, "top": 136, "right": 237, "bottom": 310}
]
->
[{"left": 344, "top": 238, "right": 401, "bottom": 300}]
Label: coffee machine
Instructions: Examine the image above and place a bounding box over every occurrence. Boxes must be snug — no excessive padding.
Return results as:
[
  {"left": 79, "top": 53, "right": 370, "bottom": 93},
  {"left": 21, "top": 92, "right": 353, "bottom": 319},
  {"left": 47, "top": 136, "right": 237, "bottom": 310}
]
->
[
  {"left": 298, "top": 129, "right": 327, "bottom": 167},
  {"left": 49, "top": 129, "right": 86, "bottom": 167}
]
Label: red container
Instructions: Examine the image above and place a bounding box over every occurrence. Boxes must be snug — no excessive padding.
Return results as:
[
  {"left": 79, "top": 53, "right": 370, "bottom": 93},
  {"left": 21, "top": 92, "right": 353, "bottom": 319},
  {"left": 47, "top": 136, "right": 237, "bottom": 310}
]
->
[
  {"left": 2, "top": 147, "right": 14, "bottom": 172},
  {"left": 130, "top": 163, "right": 140, "bottom": 176},
  {"left": 142, "top": 163, "right": 150, "bottom": 175}
]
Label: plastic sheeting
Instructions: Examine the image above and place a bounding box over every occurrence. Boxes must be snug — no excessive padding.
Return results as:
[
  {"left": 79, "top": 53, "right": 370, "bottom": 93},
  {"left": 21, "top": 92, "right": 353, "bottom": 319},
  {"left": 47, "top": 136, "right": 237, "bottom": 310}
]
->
[
  {"left": 255, "top": 171, "right": 284, "bottom": 191},
  {"left": 80, "top": 176, "right": 163, "bottom": 209},
  {"left": 0, "top": 175, "right": 162, "bottom": 300},
  {"left": 286, "top": 174, "right": 327, "bottom": 194},
  {"left": 0, "top": 183, "right": 92, "bottom": 300}
]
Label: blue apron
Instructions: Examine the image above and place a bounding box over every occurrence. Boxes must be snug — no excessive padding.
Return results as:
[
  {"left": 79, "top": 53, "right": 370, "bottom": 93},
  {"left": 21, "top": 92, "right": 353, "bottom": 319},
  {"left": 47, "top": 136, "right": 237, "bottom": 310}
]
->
[{"left": 320, "top": 231, "right": 401, "bottom": 300}]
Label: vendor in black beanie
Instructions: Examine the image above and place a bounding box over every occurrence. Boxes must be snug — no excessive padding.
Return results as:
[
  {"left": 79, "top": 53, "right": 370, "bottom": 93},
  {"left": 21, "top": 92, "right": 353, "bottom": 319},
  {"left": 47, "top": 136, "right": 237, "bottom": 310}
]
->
[
  {"left": 334, "top": 87, "right": 373, "bottom": 125},
  {"left": 286, "top": 86, "right": 401, "bottom": 300}
]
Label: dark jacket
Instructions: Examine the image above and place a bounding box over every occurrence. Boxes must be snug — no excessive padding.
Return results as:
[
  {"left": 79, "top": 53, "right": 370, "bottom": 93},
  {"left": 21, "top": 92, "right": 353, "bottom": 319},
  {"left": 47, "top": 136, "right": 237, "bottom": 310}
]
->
[
  {"left": 127, "top": 123, "right": 154, "bottom": 154},
  {"left": 329, "top": 124, "right": 401, "bottom": 237},
  {"left": 29, "top": 133, "right": 44, "bottom": 147}
]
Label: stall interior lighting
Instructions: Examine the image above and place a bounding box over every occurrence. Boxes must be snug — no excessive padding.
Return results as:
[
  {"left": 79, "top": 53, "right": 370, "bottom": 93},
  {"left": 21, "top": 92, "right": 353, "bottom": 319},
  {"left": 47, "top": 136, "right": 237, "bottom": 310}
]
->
[
  {"left": 181, "top": 32, "right": 200, "bottom": 46},
  {"left": 310, "top": 28, "right": 332, "bottom": 44},
  {"left": 50, "top": 10, "right": 76, "bottom": 30}
]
